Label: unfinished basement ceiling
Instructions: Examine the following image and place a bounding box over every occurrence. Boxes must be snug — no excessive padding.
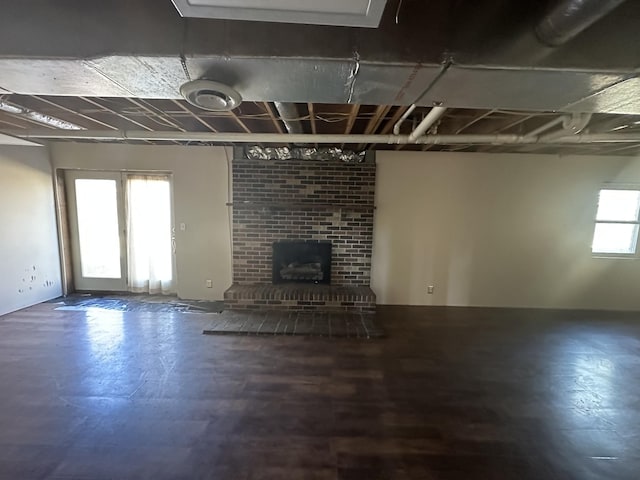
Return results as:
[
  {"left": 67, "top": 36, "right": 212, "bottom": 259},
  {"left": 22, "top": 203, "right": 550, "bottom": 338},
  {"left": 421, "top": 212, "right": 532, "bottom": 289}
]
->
[
  {"left": 3, "top": 94, "right": 640, "bottom": 156},
  {"left": 2, "top": 0, "right": 640, "bottom": 154}
]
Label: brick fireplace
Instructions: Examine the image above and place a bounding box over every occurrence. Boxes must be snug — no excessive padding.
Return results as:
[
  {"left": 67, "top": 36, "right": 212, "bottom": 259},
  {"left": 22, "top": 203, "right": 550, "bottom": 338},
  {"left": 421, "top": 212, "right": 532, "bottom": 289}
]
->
[{"left": 223, "top": 149, "right": 376, "bottom": 312}]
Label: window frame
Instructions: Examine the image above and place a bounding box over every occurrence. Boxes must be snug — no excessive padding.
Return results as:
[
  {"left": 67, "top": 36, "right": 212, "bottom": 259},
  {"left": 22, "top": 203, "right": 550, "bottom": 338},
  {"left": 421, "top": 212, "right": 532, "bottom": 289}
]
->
[{"left": 591, "top": 185, "right": 640, "bottom": 259}]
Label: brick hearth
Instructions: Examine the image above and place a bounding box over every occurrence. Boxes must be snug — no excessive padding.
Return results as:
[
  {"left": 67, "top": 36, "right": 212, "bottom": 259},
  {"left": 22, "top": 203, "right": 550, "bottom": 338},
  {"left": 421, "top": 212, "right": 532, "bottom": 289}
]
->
[
  {"left": 224, "top": 150, "right": 377, "bottom": 313},
  {"left": 224, "top": 284, "right": 376, "bottom": 313}
]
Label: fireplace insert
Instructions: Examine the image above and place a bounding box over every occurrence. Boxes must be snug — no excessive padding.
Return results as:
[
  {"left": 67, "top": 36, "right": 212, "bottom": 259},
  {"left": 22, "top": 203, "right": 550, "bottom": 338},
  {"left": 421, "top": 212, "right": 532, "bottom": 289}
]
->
[{"left": 272, "top": 240, "right": 331, "bottom": 284}]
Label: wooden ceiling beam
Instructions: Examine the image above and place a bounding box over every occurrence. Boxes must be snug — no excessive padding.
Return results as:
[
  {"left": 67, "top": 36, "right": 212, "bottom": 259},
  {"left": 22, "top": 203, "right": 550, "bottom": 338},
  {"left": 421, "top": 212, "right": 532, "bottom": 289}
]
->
[
  {"left": 226, "top": 109, "right": 252, "bottom": 134},
  {"left": 170, "top": 99, "right": 218, "bottom": 132},
  {"left": 127, "top": 98, "right": 186, "bottom": 132},
  {"left": 79, "top": 97, "right": 174, "bottom": 145},
  {"left": 263, "top": 102, "right": 284, "bottom": 134},
  {"left": 455, "top": 109, "right": 497, "bottom": 134},
  {"left": 489, "top": 113, "right": 539, "bottom": 134},
  {"left": 80, "top": 97, "right": 154, "bottom": 131},
  {"left": 0, "top": 117, "right": 32, "bottom": 129},
  {"left": 32, "top": 95, "right": 118, "bottom": 130},
  {"left": 344, "top": 104, "right": 360, "bottom": 135},
  {"left": 307, "top": 103, "right": 318, "bottom": 148},
  {"left": 379, "top": 106, "right": 410, "bottom": 135},
  {"left": 358, "top": 105, "right": 392, "bottom": 150},
  {"left": 307, "top": 103, "right": 317, "bottom": 134},
  {"left": 341, "top": 104, "right": 361, "bottom": 149},
  {"left": 364, "top": 105, "right": 391, "bottom": 135},
  {"left": 388, "top": 108, "right": 409, "bottom": 150}
]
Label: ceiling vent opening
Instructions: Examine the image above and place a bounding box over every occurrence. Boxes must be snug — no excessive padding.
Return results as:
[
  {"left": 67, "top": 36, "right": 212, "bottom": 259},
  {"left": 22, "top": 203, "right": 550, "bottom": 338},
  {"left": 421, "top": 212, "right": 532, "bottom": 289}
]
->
[{"left": 179, "top": 80, "right": 242, "bottom": 111}]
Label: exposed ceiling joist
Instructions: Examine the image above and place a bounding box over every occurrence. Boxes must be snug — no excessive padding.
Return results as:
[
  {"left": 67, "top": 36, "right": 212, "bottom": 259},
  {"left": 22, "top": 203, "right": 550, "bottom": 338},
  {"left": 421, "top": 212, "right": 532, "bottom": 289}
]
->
[
  {"left": 262, "top": 102, "right": 285, "bottom": 135},
  {"left": 169, "top": 99, "right": 218, "bottom": 132},
  {"left": 3, "top": 94, "right": 640, "bottom": 155}
]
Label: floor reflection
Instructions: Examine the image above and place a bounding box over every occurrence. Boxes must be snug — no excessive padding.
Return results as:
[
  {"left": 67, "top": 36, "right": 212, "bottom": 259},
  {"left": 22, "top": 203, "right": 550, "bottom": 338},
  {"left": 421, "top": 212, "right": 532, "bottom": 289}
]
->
[
  {"left": 549, "top": 333, "right": 617, "bottom": 419},
  {"left": 84, "top": 308, "right": 125, "bottom": 357},
  {"left": 81, "top": 308, "right": 136, "bottom": 398},
  {"left": 542, "top": 329, "right": 632, "bottom": 471}
]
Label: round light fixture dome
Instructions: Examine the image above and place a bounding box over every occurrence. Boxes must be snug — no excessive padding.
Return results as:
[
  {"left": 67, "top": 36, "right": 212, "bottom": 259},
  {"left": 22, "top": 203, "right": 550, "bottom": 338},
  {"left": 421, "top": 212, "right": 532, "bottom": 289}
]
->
[{"left": 179, "top": 80, "right": 242, "bottom": 112}]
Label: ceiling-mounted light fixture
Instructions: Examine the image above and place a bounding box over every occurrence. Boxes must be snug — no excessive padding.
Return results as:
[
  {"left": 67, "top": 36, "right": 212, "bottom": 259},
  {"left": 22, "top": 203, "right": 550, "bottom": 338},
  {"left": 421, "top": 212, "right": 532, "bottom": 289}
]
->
[
  {"left": 0, "top": 100, "right": 83, "bottom": 130},
  {"left": 180, "top": 80, "right": 242, "bottom": 112},
  {"left": 171, "top": 0, "right": 388, "bottom": 28}
]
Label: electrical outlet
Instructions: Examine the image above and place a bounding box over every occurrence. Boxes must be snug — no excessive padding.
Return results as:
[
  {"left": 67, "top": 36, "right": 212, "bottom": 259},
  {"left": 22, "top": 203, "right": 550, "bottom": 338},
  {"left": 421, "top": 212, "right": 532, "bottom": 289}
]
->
[
  {"left": 427, "top": 285, "right": 434, "bottom": 294},
  {"left": 206, "top": 280, "right": 213, "bottom": 288}
]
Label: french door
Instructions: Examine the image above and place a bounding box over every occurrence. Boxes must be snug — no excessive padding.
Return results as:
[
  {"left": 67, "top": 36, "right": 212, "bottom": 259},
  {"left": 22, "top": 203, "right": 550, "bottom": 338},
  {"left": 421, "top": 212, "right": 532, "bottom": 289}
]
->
[{"left": 66, "top": 171, "right": 174, "bottom": 293}]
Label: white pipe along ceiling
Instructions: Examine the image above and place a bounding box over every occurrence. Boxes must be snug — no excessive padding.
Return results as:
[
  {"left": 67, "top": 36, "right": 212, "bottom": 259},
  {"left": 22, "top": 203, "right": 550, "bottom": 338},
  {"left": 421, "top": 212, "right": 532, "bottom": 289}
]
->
[
  {"left": 9, "top": 129, "right": 640, "bottom": 145},
  {"left": 408, "top": 107, "right": 448, "bottom": 142}
]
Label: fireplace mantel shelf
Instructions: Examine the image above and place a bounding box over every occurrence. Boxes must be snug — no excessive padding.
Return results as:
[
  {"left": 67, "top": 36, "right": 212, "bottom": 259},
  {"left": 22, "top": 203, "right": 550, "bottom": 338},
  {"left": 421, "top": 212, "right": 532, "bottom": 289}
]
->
[{"left": 227, "top": 202, "right": 375, "bottom": 211}]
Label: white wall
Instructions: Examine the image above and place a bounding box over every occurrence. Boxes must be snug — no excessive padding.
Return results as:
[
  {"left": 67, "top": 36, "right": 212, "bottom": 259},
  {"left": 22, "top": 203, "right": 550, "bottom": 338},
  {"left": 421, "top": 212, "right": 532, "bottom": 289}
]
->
[
  {"left": 50, "top": 143, "right": 232, "bottom": 301},
  {"left": 47, "top": 144, "right": 640, "bottom": 310},
  {"left": 0, "top": 146, "right": 62, "bottom": 316},
  {"left": 372, "top": 151, "right": 640, "bottom": 310}
]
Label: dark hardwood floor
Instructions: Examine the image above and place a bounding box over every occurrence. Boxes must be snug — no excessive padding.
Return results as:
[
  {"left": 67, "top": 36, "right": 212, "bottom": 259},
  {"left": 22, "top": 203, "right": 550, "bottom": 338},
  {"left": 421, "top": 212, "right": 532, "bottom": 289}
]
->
[{"left": 1, "top": 303, "right": 639, "bottom": 479}]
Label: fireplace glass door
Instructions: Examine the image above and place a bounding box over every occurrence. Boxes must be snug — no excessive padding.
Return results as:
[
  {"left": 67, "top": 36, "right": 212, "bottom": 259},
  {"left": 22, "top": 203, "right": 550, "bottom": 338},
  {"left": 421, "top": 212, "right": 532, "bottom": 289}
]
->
[{"left": 272, "top": 241, "right": 331, "bottom": 284}]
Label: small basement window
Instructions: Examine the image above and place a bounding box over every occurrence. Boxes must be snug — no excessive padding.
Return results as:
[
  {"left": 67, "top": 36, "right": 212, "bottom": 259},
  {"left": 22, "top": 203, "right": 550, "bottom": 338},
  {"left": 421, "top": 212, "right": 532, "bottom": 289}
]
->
[{"left": 592, "top": 188, "right": 640, "bottom": 255}]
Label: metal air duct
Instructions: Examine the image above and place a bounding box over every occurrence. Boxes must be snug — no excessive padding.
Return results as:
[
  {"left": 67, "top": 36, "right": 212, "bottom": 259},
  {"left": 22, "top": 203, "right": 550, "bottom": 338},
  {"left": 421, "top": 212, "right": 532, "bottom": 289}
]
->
[{"left": 273, "top": 102, "right": 304, "bottom": 134}]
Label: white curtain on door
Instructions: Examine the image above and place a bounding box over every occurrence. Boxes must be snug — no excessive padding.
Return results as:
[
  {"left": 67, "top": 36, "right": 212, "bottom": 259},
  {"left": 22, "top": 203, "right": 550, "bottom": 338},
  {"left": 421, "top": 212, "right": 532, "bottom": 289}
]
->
[{"left": 126, "top": 175, "right": 174, "bottom": 294}]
